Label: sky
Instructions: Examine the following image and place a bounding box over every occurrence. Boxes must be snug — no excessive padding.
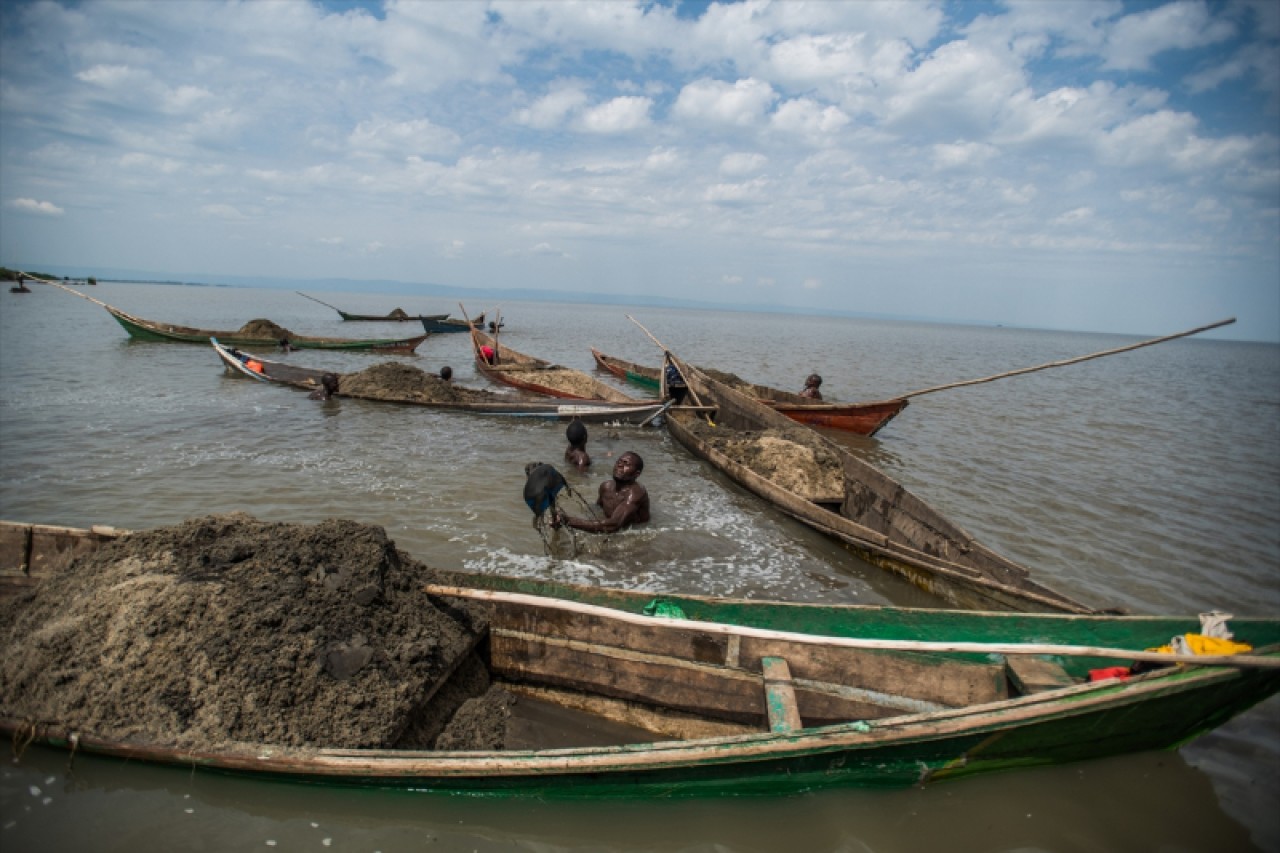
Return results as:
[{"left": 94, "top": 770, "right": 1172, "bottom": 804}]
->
[{"left": 1, "top": 0, "right": 1277, "bottom": 341}]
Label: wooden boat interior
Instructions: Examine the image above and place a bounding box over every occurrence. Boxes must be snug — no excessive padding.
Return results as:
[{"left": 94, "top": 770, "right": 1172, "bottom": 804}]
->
[{"left": 0, "top": 521, "right": 1117, "bottom": 753}]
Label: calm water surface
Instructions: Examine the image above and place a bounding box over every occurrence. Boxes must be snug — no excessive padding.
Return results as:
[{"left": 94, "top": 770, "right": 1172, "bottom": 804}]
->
[{"left": 1, "top": 283, "right": 1277, "bottom": 851}]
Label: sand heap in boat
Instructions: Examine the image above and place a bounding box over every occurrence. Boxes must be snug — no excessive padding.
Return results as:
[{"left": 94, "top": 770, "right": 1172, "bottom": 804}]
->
[
  {"left": 686, "top": 421, "right": 845, "bottom": 500},
  {"left": 339, "top": 362, "right": 499, "bottom": 404},
  {"left": 237, "top": 318, "right": 295, "bottom": 339},
  {"left": 0, "top": 515, "right": 511, "bottom": 751}
]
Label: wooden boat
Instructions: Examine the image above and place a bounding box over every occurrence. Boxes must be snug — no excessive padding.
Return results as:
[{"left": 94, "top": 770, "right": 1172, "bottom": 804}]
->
[
  {"left": 212, "top": 339, "right": 671, "bottom": 424},
  {"left": 297, "top": 291, "right": 448, "bottom": 322},
  {"left": 39, "top": 279, "right": 425, "bottom": 352},
  {"left": 1, "top": 519, "right": 1277, "bottom": 797},
  {"left": 592, "top": 349, "right": 908, "bottom": 436},
  {"left": 661, "top": 354, "right": 1101, "bottom": 614},
  {"left": 471, "top": 330, "right": 645, "bottom": 404},
  {"left": 98, "top": 304, "right": 429, "bottom": 353},
  {"left": 421, "top": 313, "right": 484, "bottom": 334}
]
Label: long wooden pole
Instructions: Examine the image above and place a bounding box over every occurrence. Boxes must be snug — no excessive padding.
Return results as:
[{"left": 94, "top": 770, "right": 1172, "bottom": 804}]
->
[
  {"left": 425, "top": 584, "right": 1280, "bottom": 670},
  {"left": 296, "top": 291, "right": 343, "bottom": 314},
  {"left": 24, "top": 274, "right": 115, "bottom": 310},
  {"left": 898, "top": 318, "right": 1237, "bottom": 400},
  {"left": 625, "top": 315, "right": 714, "bottom": 423}
]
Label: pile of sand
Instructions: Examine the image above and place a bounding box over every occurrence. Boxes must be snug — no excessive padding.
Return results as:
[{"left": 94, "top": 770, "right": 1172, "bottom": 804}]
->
[
  {"left": 339, "top": 363, "right": 496, "bottom": 404},
  {"left": 690, "top": 423, "right": 845, "bottom": 500},
  {"left": 387, "top": 308, "right": 410, "bottom": 319},
  {"left": 0, "top": 515, "right": 509, "bottom": 751},
  {"left": 237, "top": 318, "right": 294, "bottom": 339}
]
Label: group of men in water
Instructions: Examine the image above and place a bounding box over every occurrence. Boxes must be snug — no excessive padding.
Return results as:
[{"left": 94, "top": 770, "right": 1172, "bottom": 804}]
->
[{"left": 526, "top": 361, "right": 822, "bottom": 538}]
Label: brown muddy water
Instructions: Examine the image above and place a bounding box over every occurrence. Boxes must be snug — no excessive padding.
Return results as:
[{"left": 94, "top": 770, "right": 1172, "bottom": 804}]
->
[{"left": 1, "top": 282, "right": 1277, "bottom": 852}]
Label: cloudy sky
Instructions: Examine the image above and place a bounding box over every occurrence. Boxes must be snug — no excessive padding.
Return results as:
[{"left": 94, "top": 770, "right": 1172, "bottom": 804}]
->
[{"left": 1, "top": 0, "right": 1277, "bottom": 340}]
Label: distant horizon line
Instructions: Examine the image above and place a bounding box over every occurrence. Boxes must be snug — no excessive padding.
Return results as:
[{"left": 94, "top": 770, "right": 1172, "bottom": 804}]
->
[{"left": 4, "top": 262, "right": 1263, "bottom": 343}]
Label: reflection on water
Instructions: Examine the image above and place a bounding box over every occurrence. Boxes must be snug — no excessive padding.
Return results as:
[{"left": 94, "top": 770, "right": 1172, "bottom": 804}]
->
[
  {"left": 1, "top": 283, "right": 1278, "bottom": 851},
  {"left": 0, "top": 734, "right": 1268, "bottom": 853}
]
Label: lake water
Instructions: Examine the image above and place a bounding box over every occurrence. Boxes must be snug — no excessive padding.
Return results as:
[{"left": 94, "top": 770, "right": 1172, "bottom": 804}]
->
[{"left": 1, "top": 282, "right": 1277, "bottom": 852}]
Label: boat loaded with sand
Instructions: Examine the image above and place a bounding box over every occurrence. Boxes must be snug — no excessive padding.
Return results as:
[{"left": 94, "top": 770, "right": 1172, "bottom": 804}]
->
[
  {"left": 211, "top": 339, "right": 672, "bottom": 424},
  {"left": 470, "top": 329, "right": 646, "bottom": 404},
  {"left": 41, "top": 280, "right": 427, "bottom": 353},
  {"left": 655, "top": 347, "right": 1102, "bottom": 614},
  {"left": 0, "top": 518, "right": 1276, "bottom": 797},
  {"left": 296, "top": 291, "right": 450, "bottom": 322}
]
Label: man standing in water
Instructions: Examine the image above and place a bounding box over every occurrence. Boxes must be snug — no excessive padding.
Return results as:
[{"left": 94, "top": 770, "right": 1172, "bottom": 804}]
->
[
  {"left": 564, "top": 419, "right": 591, "bottom": 471},
  {"left": 553, "top": 451, "right": 649, "bottom": 534}
]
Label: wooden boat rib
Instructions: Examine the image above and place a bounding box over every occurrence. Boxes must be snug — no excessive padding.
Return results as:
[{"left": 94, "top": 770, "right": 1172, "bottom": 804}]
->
[
  {"left": 1, "top": 520, "right": 1277, "bottom": 796},
  {"left": 45, "top": 282, "right": 427, "bottom": 353},
  {"left": 297, "top": 291, "right": 449, "bottom": 322},
  {"left": 211, "top": 339, "right": 671, "bottom": 424},
  {"left": 592, "top": 349, "right": 908, "bottom": 436},
  {"left": 471, "top": 331, "right": 644, "bottom": 404},
  {"left": 661, "top": 354, "right": 1101, "bottom": 614}
]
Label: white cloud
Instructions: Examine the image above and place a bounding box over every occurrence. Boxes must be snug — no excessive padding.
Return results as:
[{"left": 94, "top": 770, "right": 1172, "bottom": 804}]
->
[
  {"left": 576, "top": 96, "right": 652, "bottom": 133},
  {"left": 672, "top": 78, "right": 777, "bottom": 126},
  {"left": 770, "top": 98, "right": 850, "bottom": 141},
  {"left": 719, "top": 152, "right": 767, "bottom": 176},
  {"left": 932, "top": 141, "right": 999, "bottom": 169},
  {"left": 1102, "top": 0, "right": 1236, "bottom": 71},
  {"left": 10, "top": 198, "right": 65, "bottom": 216},
  {"left": 349, "top": 118, "right": 461, "bottom": 159},
  {"left": 513, "top": 86, "right": 590, "bottom": 130}
]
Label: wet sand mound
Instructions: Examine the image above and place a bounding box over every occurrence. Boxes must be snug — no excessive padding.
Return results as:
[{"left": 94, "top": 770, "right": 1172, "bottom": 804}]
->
[
  {"left": 0, "top": 515, "right": 497, "bottom": 751},
  {"left": 690, "top": 422, "right": 845, "bottom": 500},
  {"left": 237, "top": 318, "right": 294, "bottom": 339},
  {"left": 340, "top": 363, "right": 497, "bottom": 404}
]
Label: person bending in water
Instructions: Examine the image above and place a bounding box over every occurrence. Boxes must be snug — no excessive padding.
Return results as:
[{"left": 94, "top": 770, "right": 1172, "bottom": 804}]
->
[
  {"left": 309, "top": 372, "right": 339, "bottom": 400},
  {"left": 564, "top": 419, "right": 591, "bottom": 471},
  {"left": 553, "top": 451, "right": 649, "bottom": 534}
]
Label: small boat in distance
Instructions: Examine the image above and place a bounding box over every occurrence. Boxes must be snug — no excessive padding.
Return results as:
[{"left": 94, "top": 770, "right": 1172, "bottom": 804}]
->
[
  {"left": 1, "top": 518, "right": 1276, "bottom": 797},
  {"left": 297, "top": 291, "right": 448, "bottom": 322},
  {"left": 421, "top": 314, "right": 485, "bottom": 334},
  {"left": 592, "top": 349, "right": 908, "bottom": 436}
]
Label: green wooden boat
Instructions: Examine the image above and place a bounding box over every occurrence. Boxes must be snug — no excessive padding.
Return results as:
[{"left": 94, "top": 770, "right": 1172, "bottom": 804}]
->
[
  {"left": 2, "top": 520, "right": 1277, "bottom": 798},
  {"left": 48, "top": 282, "right": 427, "bottom": 353}
]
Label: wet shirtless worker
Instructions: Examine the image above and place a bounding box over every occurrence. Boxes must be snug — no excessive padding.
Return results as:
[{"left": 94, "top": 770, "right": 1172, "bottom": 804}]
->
[{"left": 553, "top": 451, "right": 649, "bottom": 534}]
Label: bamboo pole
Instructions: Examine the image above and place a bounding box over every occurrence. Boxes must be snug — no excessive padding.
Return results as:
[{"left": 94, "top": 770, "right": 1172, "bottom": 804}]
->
[
  {"left": 25, "top": 274, "right": 115, "bottom": 310},
  {"left": 425, "top": 584, "right": 1280, "bottom": 670},
  {"left": 296, "top": 291, "right": 343, "bottom": 313},
  {"left": 899, "top": 318, "right": 1237, "bottom": 400},
  {"left": 625, "top": 315, "right": 714, "bottom": 424}
]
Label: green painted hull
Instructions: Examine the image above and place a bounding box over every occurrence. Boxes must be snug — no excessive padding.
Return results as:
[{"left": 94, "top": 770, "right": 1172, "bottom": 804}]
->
[
  {"left": 109, "top": 308, "right": 426, "bottom": 353},
  {"left": 13, "top": 661, "right": 1277, "bottom": 798},
  {"left": 3, "top": 522, "right": 1278, "bottom": 798}
]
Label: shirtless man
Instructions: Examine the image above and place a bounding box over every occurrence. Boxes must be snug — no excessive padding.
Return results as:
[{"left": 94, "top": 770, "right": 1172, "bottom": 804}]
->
[
  {"left": 553, "top": 451, "right": 649, "bottom": 534},
  {"left": 564, "top": 419, "right": 591, "bottom": 471},
  {"left": 800, "top": 373, "right": 823, "bottom": 400}
]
